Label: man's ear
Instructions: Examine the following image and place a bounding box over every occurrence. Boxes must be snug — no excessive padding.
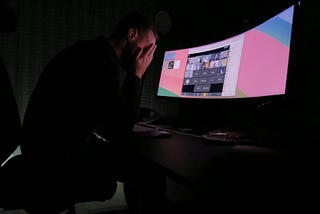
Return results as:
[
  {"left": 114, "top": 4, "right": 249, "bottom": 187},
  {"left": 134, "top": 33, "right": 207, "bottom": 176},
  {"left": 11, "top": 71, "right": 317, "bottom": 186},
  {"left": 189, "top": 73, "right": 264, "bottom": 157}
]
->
[{"left": 127, "top": 28, "right": 138, "bottom": 42}]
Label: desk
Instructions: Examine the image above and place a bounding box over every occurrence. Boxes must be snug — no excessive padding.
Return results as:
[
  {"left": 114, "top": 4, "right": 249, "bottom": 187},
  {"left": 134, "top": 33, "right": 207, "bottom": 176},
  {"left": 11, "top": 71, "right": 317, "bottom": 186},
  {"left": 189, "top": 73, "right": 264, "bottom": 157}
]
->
[{"left": 133, "top": 123, "right": 291, "bottom": 211}]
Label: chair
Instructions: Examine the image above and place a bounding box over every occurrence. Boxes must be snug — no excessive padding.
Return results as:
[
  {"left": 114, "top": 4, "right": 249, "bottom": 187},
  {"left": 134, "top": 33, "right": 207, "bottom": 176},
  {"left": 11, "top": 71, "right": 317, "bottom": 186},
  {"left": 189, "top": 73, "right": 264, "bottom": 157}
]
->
[
  {"left": 0, "top": 56, "right": 21, "bottom": 166},
  {"left": 1, "top": 153, "right": 117, "bottom": 213},
  {"left": 1, "top": 130, "right": 118, "bottom": 214},
  {"left": 0, "top": 55, "right": 25, "bottom": 211}
]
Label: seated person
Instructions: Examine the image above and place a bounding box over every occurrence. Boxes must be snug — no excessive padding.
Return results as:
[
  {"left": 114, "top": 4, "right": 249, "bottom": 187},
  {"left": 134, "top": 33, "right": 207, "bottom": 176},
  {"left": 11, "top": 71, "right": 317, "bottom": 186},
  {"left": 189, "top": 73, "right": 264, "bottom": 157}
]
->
[{"left": 22, "top": 11, "right": 166, "bottom": 214}]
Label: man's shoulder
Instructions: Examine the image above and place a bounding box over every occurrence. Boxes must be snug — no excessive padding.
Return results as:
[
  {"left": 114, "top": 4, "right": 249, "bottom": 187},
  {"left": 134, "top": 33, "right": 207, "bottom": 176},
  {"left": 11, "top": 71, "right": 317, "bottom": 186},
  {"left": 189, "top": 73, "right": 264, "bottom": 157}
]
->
[
  {"left": 72, "top": 36, "right": 104, "bottom": 49},
  {"left": 55, "top": 36, "right": 109, "bottom": 60}
]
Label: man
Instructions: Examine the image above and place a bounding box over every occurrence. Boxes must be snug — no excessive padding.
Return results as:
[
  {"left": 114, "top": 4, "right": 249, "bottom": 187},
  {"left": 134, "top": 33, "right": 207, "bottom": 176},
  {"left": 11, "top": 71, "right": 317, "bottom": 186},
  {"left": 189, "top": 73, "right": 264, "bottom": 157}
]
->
[{"left": 22, "top": 11, "right": 165, "bottom": 214}]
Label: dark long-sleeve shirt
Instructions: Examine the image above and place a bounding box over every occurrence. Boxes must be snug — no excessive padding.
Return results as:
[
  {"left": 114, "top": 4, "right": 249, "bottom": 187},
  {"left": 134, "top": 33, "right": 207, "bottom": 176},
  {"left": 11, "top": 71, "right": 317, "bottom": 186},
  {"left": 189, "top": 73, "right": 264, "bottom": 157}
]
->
[{"left": 22, "top": 35, "right": 142, "bottom": 158}]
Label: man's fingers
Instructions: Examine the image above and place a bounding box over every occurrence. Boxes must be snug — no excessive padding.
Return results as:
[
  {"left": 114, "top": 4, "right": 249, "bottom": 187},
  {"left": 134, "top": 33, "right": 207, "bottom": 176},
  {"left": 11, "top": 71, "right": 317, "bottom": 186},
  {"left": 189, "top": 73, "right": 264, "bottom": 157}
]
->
[
  {"left": 141, "top": 43, "right": 156, "bottom": 58},
  {"left": 135, "top": 48, "right": 142, "bottom": 60},
  {"left": 148, "top": 44, "right": 157, "bottom": 57}
]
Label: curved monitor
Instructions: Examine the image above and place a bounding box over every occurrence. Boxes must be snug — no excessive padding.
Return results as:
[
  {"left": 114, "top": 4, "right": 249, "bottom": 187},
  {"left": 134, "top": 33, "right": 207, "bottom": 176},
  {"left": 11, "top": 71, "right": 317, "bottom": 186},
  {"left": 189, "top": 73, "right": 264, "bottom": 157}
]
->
[{"left": 157, "top": 4, "right": 295, "bottom": 99}]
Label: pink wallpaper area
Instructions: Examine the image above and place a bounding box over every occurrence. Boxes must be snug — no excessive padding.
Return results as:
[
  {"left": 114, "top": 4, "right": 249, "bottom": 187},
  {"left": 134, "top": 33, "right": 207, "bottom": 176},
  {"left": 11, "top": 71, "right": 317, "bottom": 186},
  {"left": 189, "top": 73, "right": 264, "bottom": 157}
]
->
[{"left": 237, "top": 30, "right": 290, "bottom": 97}]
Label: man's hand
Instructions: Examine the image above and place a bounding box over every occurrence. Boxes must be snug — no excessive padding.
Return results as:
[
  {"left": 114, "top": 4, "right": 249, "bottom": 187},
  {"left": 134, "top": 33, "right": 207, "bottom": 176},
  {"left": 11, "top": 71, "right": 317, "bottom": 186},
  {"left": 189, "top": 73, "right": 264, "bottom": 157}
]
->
[{"left": 134, "top": 43, "right": 157, "bottom": 79}]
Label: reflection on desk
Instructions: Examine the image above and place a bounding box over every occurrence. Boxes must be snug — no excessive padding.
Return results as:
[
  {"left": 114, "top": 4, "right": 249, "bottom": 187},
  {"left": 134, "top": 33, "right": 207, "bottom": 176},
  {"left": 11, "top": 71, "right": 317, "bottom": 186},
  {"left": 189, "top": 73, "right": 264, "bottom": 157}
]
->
[
  {"left": 145, "top": 126, "right": 173, "bottom": 138},
  {"left": 133, "top": 123, "right": 291, "bottom": 212}
]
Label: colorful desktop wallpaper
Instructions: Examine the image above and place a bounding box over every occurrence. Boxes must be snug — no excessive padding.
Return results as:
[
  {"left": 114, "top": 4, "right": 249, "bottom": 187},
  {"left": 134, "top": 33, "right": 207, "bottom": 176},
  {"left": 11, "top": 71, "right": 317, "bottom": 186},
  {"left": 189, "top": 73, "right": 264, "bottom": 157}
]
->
[{"left": 157, "top": 5, "right": 294, "bottom": 99}]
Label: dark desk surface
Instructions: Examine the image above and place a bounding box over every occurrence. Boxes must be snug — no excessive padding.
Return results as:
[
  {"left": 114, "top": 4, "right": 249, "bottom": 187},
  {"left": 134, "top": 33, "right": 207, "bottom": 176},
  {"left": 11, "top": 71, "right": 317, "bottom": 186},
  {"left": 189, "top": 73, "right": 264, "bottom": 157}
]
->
[
  {"left": 133, "top": 123, "right": 289, "bottom": 192},
  {"left": 133, "top": 123, "right": 320, "bottom": 212}
]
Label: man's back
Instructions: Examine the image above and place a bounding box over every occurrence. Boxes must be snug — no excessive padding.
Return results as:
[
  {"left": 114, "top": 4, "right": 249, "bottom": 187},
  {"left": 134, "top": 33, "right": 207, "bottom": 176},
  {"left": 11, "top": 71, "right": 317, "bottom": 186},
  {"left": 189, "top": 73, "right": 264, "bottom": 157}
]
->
[{"left": 22, "top": 36, "right": 136, "bottom": 158}]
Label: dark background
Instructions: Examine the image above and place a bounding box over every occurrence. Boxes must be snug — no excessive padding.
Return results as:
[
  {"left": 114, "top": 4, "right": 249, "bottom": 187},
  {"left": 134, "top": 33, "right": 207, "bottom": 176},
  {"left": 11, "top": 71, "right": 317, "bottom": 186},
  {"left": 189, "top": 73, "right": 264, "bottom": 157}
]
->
[{"left": 0, "top": 0, "right": 317, "bottom": 131}]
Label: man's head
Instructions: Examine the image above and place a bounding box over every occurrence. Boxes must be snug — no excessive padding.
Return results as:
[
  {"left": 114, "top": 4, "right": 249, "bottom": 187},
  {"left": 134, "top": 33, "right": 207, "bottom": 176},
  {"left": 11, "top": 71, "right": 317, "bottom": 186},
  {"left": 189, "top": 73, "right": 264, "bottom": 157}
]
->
[
  {"left": 110, "top": 11, "right": 158, "bottom": 43},
  {"left": 110, "top": 11, "right": 158, "bottom": 75}
]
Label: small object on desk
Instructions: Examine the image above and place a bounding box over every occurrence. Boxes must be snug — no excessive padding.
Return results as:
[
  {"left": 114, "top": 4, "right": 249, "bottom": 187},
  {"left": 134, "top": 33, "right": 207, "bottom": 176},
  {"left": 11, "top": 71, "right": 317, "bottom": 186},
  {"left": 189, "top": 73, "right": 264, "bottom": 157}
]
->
[{"left": 201, "top": 130, "right": 256, "bottom": 144}]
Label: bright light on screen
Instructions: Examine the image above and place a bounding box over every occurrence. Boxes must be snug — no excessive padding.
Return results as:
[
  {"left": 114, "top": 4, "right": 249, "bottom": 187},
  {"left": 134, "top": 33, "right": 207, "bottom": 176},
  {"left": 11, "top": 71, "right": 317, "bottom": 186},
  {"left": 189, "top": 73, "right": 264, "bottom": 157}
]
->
[{"left": 157, "top": 5, "right": 295, "bottom": 99}]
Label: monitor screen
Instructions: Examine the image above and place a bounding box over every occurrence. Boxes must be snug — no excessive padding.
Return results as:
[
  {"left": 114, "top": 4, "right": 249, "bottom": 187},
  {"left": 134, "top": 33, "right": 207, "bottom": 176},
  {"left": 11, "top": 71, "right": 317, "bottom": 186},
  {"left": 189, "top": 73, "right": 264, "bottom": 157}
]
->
[{"left": 157, "top": 4, "right": 295, "bottom": 99}]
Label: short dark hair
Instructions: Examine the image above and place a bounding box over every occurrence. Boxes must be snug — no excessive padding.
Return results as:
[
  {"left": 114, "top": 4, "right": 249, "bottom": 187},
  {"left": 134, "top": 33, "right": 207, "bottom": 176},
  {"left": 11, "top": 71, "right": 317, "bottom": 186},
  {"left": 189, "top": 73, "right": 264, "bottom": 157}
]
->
[{"left": 110, "top": 11, "right": 158, "bottom": 42}]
